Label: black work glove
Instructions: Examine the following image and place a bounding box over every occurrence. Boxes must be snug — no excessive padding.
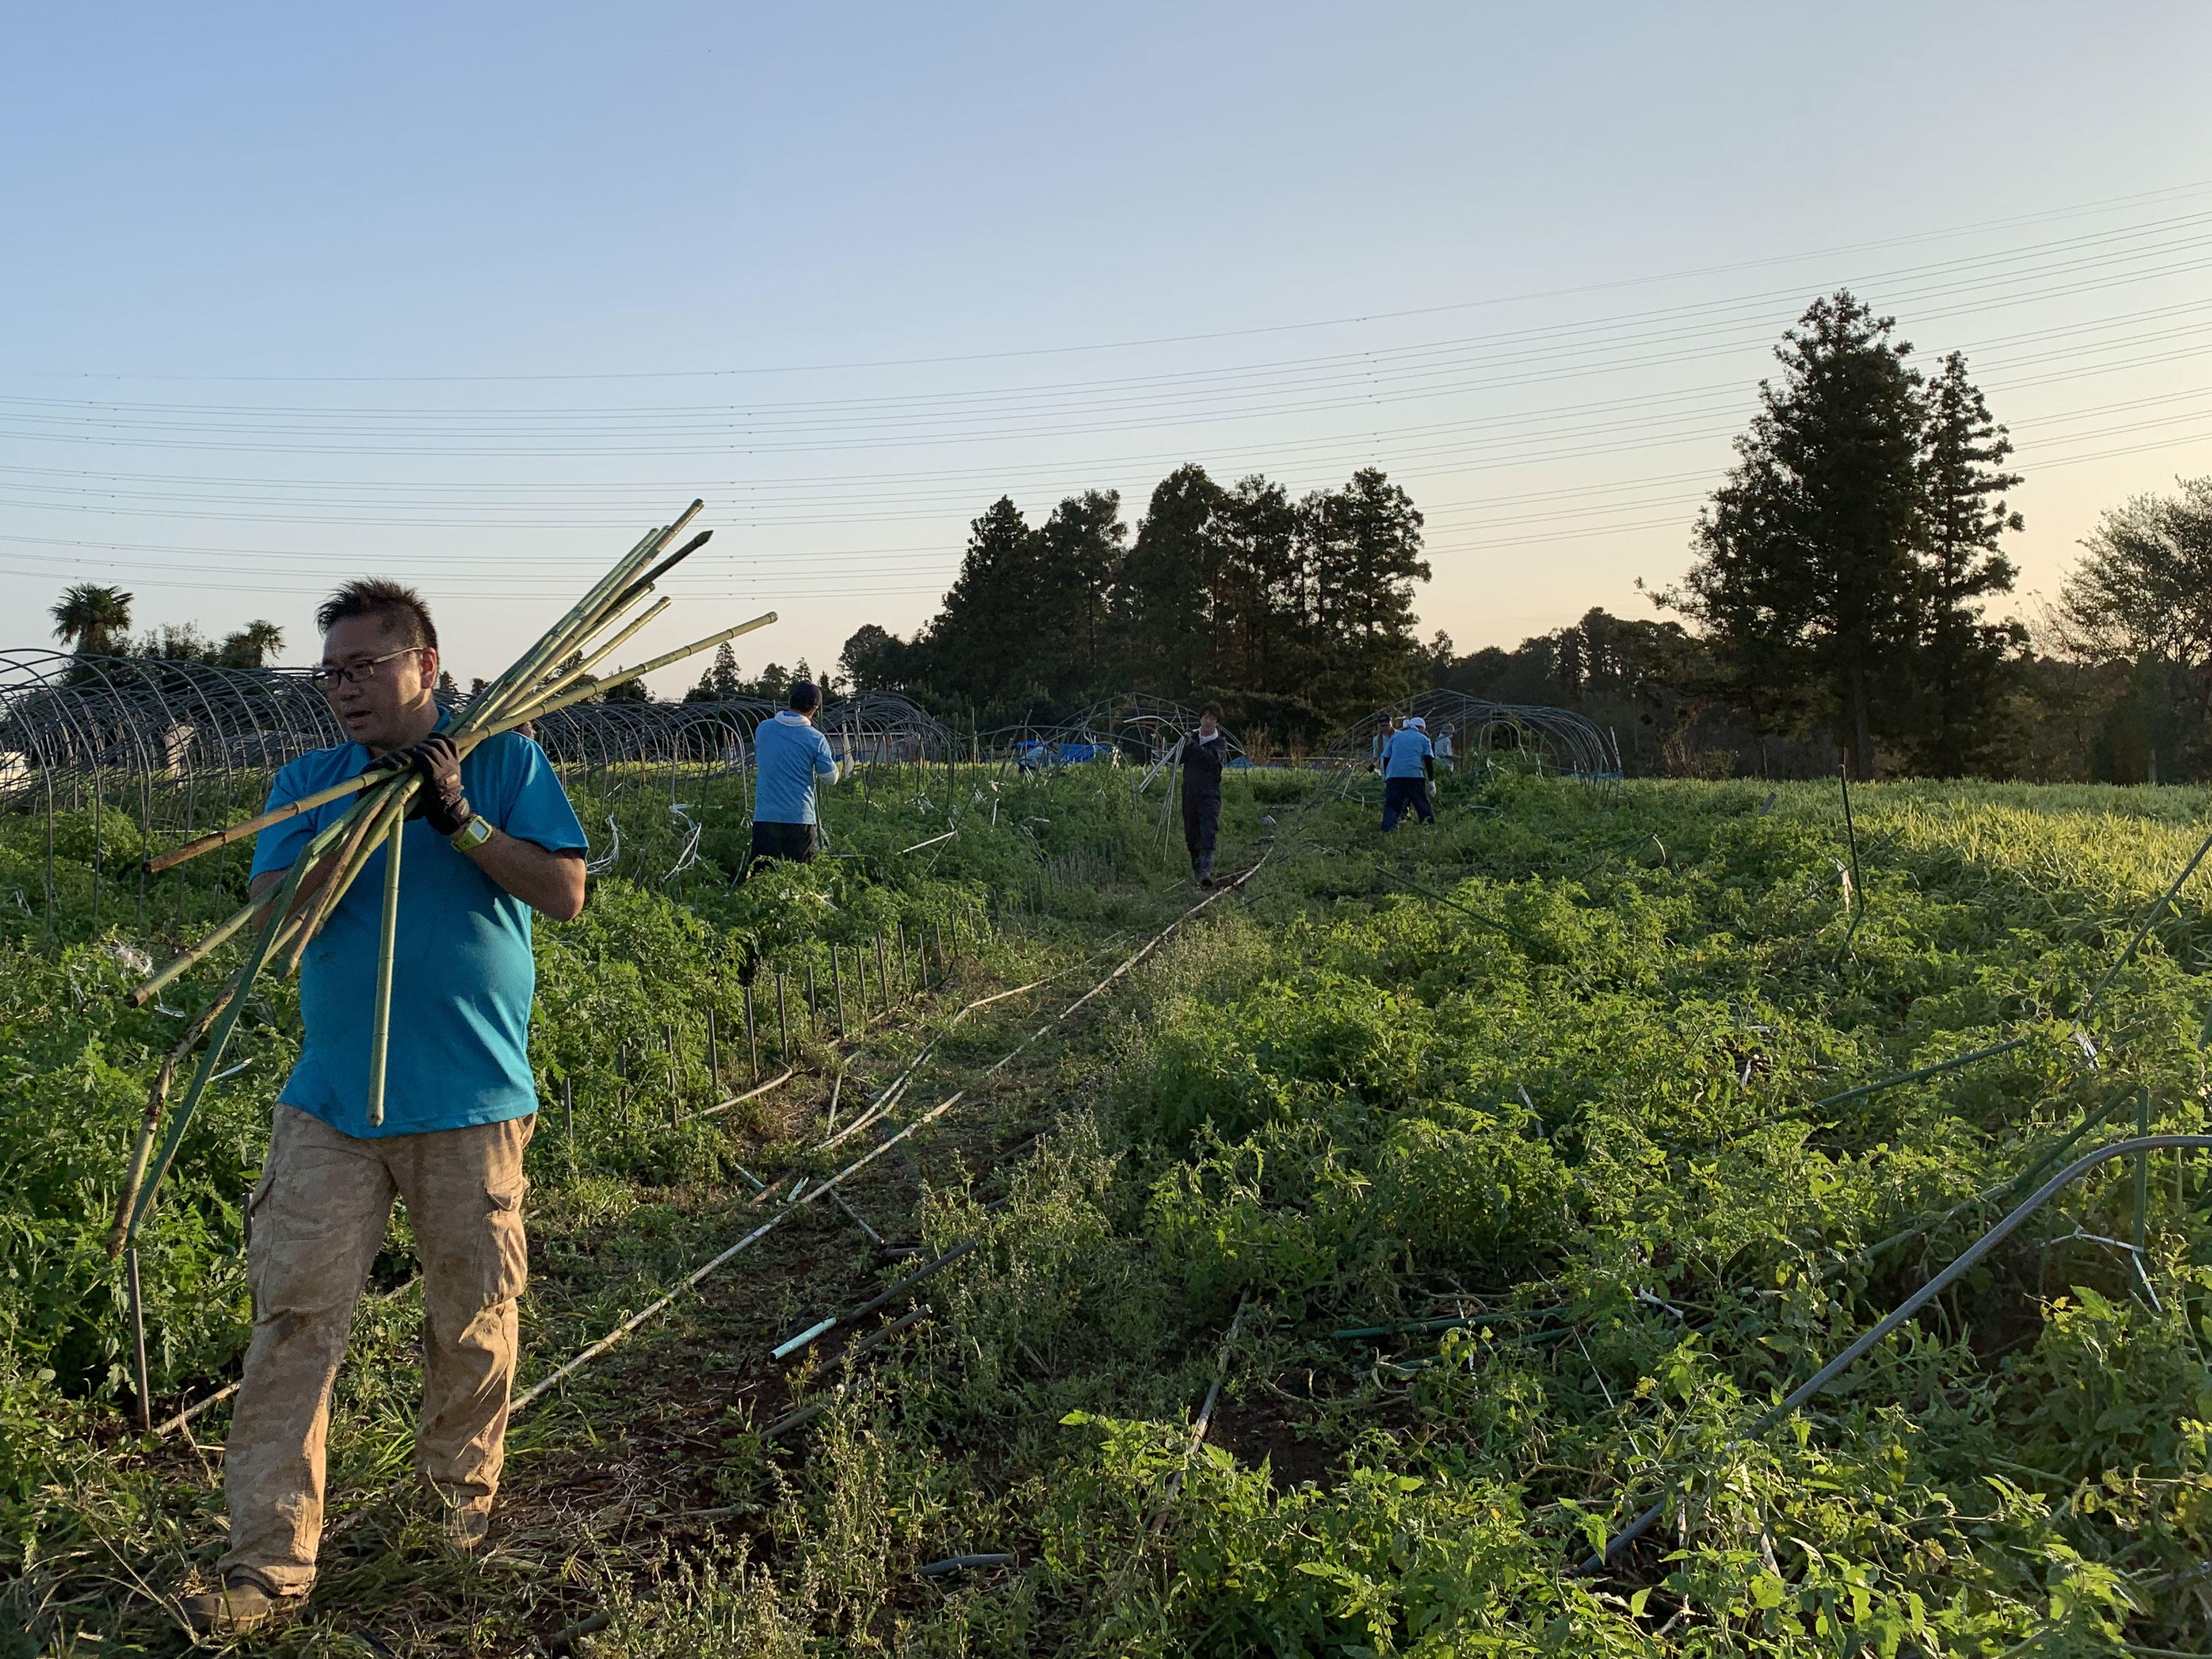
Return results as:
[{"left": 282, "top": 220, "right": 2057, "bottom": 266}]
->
[{"left": 394, "top": 734, "right": 475, "bottom": 836}]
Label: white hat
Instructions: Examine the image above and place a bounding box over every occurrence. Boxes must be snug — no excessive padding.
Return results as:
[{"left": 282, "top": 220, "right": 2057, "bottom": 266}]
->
[{"left": 1404, "top": 716, "right": 1426, "bottom": 731}]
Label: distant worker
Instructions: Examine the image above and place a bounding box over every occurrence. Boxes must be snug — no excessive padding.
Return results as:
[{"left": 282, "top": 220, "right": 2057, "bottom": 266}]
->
[
  {"left": 746, "top": 680, "right": 840, "bottom": 876},
  {"left": 1372, "top": 715, "right": 1394, "bottom": 774},
  {"left": 188, "top": 580, "right": 588, "bottom": 1635},
  {"left": 1435, "top": 724, "right": 1456, "bottom": 773},
  {"left": 1380, "top": 714, "right": 1435, "bottom": 832},
  {"left": 1181, "top": 702, "right": 1229, "bottom": 886}
]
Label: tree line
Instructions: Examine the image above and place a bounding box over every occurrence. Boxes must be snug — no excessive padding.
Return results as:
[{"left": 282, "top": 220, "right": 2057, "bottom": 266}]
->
[
  {"left": 836, "top": 466, "right": 1432, "bottom": 743},
  {"left": 35, "top": 285, "right": 2211, "bottom": 779}
]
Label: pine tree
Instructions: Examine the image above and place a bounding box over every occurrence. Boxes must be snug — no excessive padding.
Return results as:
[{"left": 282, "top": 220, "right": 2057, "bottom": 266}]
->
[
  {"left": 1912, "top": 352, "right": 2024, "bottom": 775},
  {"left": 1111, "top": 464, "right": 1227, "bottom": 697},
  {"left": 924, "top": 497, "right": 1040, "bottom": 705},
  {"left": 1300, "top": 468, "right": 1429, "bottom": 712},
  {"left": 1675, "top": 292, "right": 1927, "bottom": 779},
  {"left": 687, "top": 642, "right": 743, "bottom": 702},
  {"left": 1212, "top": 476, "right": 1302, "bottom": 696},
  {"left": 1029, "top": 490, "right": 1126, "bottom": 696}
]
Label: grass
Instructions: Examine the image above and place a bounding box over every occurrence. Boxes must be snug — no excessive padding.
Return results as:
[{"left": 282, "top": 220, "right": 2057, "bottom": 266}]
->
[{"left": 7, "top": 761, "right": 2212, "bottom": 1653}]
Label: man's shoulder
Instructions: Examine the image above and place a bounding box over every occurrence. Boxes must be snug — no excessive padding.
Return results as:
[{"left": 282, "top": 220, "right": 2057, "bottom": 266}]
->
[
  {"left": 466, "top": 727, "right": 544, "bottom": 771},
  {"left": 272, "top": 740, "right": 367, "bottom": 799}
]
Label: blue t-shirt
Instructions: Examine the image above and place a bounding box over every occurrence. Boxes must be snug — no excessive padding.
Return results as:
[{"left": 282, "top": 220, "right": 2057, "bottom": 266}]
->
[
  {"left": 753, "top": 711, "right": 838, "bottom": 825},
  {"left": 1382, "top": 729, "right": 1433, "bottom": 779},
  {"left": 249, "top": 716, "right": 588, "bottom": 1138}
]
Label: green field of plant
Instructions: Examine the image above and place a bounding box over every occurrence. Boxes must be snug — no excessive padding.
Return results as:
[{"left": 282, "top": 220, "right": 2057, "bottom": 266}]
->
[{"left": 6, "top": 760, "right": 2212, "bottom": 1655}]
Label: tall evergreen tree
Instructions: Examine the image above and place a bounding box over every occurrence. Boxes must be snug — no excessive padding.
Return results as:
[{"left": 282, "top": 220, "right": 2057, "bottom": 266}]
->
[
  {"left": 1300, "top": 468, "right": 1429, "bottom": 711},
  {"left": 1112, "top": 464, "right": 1227, "bottom": 695},
  {"left": 1675, "top": 292, "right": 1927, "bottom": 778},
  {"left": 685, "top": 641, "right": 744, "bottom": 702},
  {"left": 1911, "top": 352, "right": 2024, "bottom": 775},
  {"left": 1029, "top": 489, "right": 1126, "bottom": 695},
  {"left": 924, "top": 497, "right": 1039, "bottom": 705},
  {"left": 1212, "top": 475, "right": 1303, "bottom": 695}
]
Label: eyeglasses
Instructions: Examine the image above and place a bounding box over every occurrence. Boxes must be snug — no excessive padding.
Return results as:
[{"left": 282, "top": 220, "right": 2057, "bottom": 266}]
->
[{"left": 310, "top": 647, "right": 422, "bottom": 692}]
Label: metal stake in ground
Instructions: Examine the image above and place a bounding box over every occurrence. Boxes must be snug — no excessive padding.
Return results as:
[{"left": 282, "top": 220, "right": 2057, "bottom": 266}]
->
[
  {"left": 707, "top": 1006, "right": 720, "bottom": 1089},
  {"left": 833, "top": 946, "right": 847, "bottom": 1037},
  {"left": 744, "top": 982, "right": 760, "bottom": 1082},
  {"left": 776, "top": 972, "right": 790, "bottom": 1060}
]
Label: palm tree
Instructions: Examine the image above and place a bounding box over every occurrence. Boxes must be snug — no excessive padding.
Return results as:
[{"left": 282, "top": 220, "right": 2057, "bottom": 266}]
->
[
  {"left": 217, "top": 619, "right": 285, "bottom": 668},
  {"left": 49, "top": 583, "right": 134, "bottom": 655}
]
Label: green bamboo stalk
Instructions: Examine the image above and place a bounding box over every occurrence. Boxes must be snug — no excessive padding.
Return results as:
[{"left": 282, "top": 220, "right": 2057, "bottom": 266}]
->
[
  {"left": 451, "top": 520, "right": 670, "bottom": 731},
  {"left": 457, "top": 508, "right": 698, "bottom": 733},
  {"left": 365, "top": 813, "right": 405, "bottom": 1128},
  {"left": 533, "top": 595, "right": 671, "bottom": 703},
  {"left": 106, "top": 991, "right": 231, "bottom": 1256},
  {"left": 123, "top": 851, "right": 313, "bottom": 1246},
  {"left": 146, "top": 581, "right": 733, "bottom": 888},
  {"left": 279, "top": 781, "right": 415, "bottom": 973},
  {"left": 520, "top": 612, "right": 778, "bottom": 723},
  {"left": 125, "top": 898, "right": 260, "bottom": 1007},
  {"left": 134, "top": 793, "right": 382, "bottom": 1003},
  {"left": 148, "top": 773, "right": 384, "bottom": 872}
]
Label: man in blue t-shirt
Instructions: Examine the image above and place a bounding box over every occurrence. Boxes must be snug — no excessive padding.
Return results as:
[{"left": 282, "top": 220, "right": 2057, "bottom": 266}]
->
[
  {"left": 190, "top": 580, "right": 587, "bottom": 1637},
  {"left": 1380, "top": 715, "right": 1437, "bottom": 832},
  {"left": 745, "top": 680, "right": 840, "bottom": 877}
]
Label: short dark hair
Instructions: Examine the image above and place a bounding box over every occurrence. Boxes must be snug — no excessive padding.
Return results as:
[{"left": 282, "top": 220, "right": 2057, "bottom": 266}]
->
[
  {"left": 316, "top": 579, "right": 438, "bottom": 652},
  {"left": 787, "top": 680, "right": 821, "bottom": 713},
  {"left": 1201, "top": 701, "right": 1224, "bottom": 720}
]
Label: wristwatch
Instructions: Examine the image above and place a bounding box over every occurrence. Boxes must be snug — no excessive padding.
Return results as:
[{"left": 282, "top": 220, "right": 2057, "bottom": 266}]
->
[{"left": 449, "top": 816, "right": 494, "bottom": 853}]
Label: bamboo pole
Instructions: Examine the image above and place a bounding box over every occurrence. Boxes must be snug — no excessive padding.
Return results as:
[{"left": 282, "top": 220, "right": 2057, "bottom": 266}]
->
[
  {"left": 279, "top": 783, "right": 413, "bottom": 975},
  {"left": 512, "top": 612, "right": 778, "bottom": 724},
  {"left": 143, "top": 524, "right": 672, "bottom": 874},
  {"left": 455, "top": 515, "right": 688, "bottom": 734},
  {"left": 137, "top": 611, "right": 773, "bottom": 979},
  {"left": 123, "top": 851, "right": 313, "bottom": 1246},
  {"left": 365, "top": 814, "right": 405, "bottom": 1128},
  {"left": 125, "top": 898, "right": 258, "bottom": 1004},
  {"left": 533, "top": 595, "right": 671, "bottom": 704},
  {"left": 106, "top": 992, "right": 231, "bottom": 1256}
]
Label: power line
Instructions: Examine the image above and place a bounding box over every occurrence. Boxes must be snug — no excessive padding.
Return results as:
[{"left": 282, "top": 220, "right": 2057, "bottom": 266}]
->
[{"left": 7, "top": 177, "right": 2211, "bottom": 384}]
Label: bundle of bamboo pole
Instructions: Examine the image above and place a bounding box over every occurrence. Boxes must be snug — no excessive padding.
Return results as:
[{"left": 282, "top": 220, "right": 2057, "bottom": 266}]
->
[{"left": 107, "top": 501, "right": 775, "bottom": 1257}]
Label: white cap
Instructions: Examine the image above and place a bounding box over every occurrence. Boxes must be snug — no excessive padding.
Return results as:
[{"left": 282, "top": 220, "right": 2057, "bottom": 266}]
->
[{"left": 1404, "top": 716, "right": 1426, "bottom": 731}]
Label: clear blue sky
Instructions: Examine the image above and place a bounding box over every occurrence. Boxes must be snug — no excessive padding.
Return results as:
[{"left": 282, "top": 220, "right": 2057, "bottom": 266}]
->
[{"left": 5, "top": 1, "right": 2210, "bottom": 691}]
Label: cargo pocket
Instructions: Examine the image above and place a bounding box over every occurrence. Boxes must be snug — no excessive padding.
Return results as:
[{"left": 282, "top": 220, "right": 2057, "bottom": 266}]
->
[
  {"left": 480, "top": 1179, "right": 530, "bottom": 1304},
  {"left": 243, "top": 1147, "right": 285, "bottom": 1305}
]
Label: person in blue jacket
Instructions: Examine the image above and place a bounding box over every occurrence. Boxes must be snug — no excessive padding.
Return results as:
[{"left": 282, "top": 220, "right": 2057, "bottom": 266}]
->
[
  {"left": 1380, "top": 714, "right": 1436, "bottom": 832},
  {"left": 747, "top": 680, "right": 840, "bottom": 876}
]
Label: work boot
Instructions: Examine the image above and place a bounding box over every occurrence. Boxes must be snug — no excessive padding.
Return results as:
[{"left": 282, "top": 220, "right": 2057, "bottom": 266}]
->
[
  {"left": 182, "top": 1572, "right": 292, "bottom": 1635},
  {"left": 447, "top": 1502, "right": 491, "bottom": 1554}
]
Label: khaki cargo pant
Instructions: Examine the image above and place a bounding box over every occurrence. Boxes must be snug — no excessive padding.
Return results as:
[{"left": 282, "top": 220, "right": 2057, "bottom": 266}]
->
[{"left": 219, "top": 1103, "right": 533, "bottom": 1595}]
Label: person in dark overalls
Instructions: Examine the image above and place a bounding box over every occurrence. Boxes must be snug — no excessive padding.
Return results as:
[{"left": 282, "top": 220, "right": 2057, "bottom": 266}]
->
[{"left": 1181, "top": 703, "right": 1228, "bottom": 886}]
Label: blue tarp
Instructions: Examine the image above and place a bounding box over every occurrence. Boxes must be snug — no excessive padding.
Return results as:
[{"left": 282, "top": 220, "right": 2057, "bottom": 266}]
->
[{"left": 1014, "top": 741, "right": 1115, "bottom": 767}]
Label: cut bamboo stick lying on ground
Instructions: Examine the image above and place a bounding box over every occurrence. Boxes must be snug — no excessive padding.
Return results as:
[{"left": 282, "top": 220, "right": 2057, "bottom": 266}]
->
[{"left": 115, "top": 502, "right": 777, "bottom": 1250}]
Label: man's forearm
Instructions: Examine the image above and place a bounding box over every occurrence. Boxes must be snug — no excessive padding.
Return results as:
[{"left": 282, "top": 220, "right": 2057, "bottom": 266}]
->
[{"left": 458, "top": 826, "right": 587, "bottom": 921}]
